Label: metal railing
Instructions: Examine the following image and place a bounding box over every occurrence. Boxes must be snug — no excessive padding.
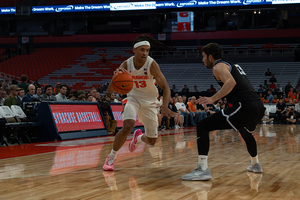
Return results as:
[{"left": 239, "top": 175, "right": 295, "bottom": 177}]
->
[{"left": 150, "top": 48, "right": 296, "bottom": 59}]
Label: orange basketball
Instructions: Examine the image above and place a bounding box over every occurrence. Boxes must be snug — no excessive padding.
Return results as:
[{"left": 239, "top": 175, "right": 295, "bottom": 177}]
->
[{"left": 111, "top": 71, "right": 133, "bottom": 95}]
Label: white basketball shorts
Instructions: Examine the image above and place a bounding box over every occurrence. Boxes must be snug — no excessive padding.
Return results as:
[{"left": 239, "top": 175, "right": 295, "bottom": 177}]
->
[{"left": 121, "top": 96, "right": 158, "bottom": 138}]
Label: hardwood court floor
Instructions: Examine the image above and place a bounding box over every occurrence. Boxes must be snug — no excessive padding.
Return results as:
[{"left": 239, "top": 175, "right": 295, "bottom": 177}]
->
[{"left": 0, "top": 124, "right": 299, "bottom": 200}]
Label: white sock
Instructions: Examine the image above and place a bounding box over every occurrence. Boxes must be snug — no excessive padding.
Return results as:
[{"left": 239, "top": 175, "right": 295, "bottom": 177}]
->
[
  {"left": 198, "top": 155, "right": 208, "bottom": 170},
  {"left": 251, "top": 155, "right": 259, "bottom": 165},
  {"left": 137, "top": 135, "right": 143, "bottom": 143},
  {"left": 110, "top": 149, "right": 118, "bottom": 159}
]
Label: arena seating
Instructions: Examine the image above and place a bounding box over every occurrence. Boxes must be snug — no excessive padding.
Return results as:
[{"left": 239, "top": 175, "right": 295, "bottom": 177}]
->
[
  {"left": 2, "top": 44, "right": 299, "bottom": 93},
  {"left": 160, "top": 62, "right": 300, "bottom": 92},
  {"left": 0, "top": 47, "right": 95, "bottom": 82},
  {"left": 39, "top": 47, "right": 132, "bottom": 90}
]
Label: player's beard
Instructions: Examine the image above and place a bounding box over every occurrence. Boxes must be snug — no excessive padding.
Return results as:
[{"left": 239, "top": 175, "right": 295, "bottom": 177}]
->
[{"left": 205, "top": 60, "right": 214, "bottom": 69}]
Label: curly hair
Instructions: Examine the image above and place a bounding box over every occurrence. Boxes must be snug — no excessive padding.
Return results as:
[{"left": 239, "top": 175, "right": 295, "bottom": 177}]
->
[
  {"left": 132, "top": 34, "right": 163, "bottom": 49},
  {"left": 21, "top": 74, "right": 28, "bottom": 82}
]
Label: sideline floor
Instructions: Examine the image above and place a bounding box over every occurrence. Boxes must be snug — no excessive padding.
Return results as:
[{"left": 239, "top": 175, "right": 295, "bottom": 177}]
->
[{"left": 0, "top": 124, "right": 299, "bottom": 200}]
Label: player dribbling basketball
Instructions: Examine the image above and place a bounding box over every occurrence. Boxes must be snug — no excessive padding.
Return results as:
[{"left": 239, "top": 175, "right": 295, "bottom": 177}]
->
[{"left": 103, "top": 35, "right": 175, "bottom": 171}]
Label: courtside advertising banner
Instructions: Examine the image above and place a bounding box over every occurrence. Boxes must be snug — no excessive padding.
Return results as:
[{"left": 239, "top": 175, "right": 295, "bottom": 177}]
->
[
  {"left": 50, "top": 104, "right": 105, "bottom": 132},
  {"left": 110, "top": 104, "right": 143, "bottom": 128}
]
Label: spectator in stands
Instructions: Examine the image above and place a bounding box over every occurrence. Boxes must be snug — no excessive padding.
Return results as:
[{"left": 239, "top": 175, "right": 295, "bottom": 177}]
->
[
  {"left": 1, "top": 80, "right": 9, "bottom": 90},
  {"left": 55, "top": 84, "right": 69, "bottom": 102},
  {"left": 181, "top": 85, "right": 189, "bottom": 93},
  {"left": 295, "top": 99, "right": 300, "bottom": 113},
  {"left": 269, "top": 74, "right": 277, "bottom": 83},
  {"left": 270, "top": 82, "right": 276, "bottom": 90},
  {"left": 87, "top": 95, "right": 93, "bottom": 102},
  {"left": 223, "top": 98, "right": 232, "bottom": 109},
  {"left": 33, "top": 87, "right": 42, "bottom": 99},
  {"left": 285, "top": 81, "right": 292, "bottom": 96},
  {"left": 110, "top": 93, "right": 117, "bottom": 102},
  {"left": 4, "top": 85, "right": 21, "bottom": 107},
  {"left": 102, "top": 94, "right": 111, "bottom": 102},
  {"left": 157, "top": 85, "right": 163, "bottom": 96},
  {"left": 259, "top": 93, "right": 264, "bottom": 102},
  {"left": 268, "top": 91, "right": 274, "bottom": 103},
  {"left": 17, "top": 74, "right": 29, "bottom": 94},
  {"left": 207, "top": 85, "right": 216, "bottom": 92},
  {"left": 276, "top": 99, "right": 287, "bottom": 123},
  {"left": 95, "top": 92, "right": 101, "bottom": 102},
  {"left": 289, "top": 87, "right": 296, "bottom": 100},
  {"left": 33, "top": 80, "right": 40, "bottom": 88},
  {"left": 77, "top": 94, "right": 86, "bottom": 101},
  {"left": 90, "top": 88, "right": 97, "bottom": 98},
  {"left": 167, "top": 97, "right": 182, "bottom": 129},
  {"left": 272, "top": 95, "right": 279, "bottom": 104},
  {"left": 12, "top": 77, "right": 18, "bottom": 85},
  {"left": 104, "top": 111, "right": 117, "bottom": 135},
  {"left": 155, "top": 95, "right": 163, "bottom": 130},
  {"left": 193, "top": 85, "right": 199, "bottom": 92},
  {"left": 263, "top": 94, "right": 269, "bottom": 104},
  {"left": 261, "top": 109, "right": 274, "bottom": 124},
  {"left": 0, "top": 88, "right": 6, "bottom": 106},
  {"left": 175, "top": 96, "right": 193, "bottom": 127},
  {"left": 285, "top": 93, "right": 292, "bottom": 103},
  {"left": 265, "top": 68, "right": 272, "bottom": 76},
  {"left": 39, "top": 85, "right": 56, "bottom": 101},
  {"left": 18, "top": 89, "right": 25, "bottom": 102},
  {"left": 294, "top": 93, "right": 299, "bottom": 104},
  {"left": 54, "top": 83, "right": 61, "bottom": 95},
  {"left": 102, "top": 50, "right": 107, "bottom": 62},
  {"left": 22, "top": 84, "right": 36, "bottom": 104},
  {"left": 286, "top": 106, "right": 297, "bottom": 124},
  {"left": 182, "top": 95, "right": 187, "bottom": 105},
  {"left": 274, "top": 84, "right": 283, "bottom": 93},
  {"left": 172, "top": 85, "right": 179, "bottom": 93},
  {"left": 263, "top": 80, "right": 268, "bottom": 89},
  {"left": 188, "top": 96, "right": 205, "bottom": 125},
  {"left": 257, "top": 85, "right": 265, "bottom": 93},
  {"left": 214, "top": 102, "right": 221, "bottom": 111}
]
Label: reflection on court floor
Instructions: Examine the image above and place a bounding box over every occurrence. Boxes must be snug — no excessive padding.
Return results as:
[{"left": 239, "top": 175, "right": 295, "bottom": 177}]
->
[{"left": 0, "top": 124, "right": 299, "bottom": 199}]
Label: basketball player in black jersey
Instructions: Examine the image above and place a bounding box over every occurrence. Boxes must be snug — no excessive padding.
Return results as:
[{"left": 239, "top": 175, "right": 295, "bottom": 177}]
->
[{"left": 182, "top": 43, "right": 265, "bottom": 181}]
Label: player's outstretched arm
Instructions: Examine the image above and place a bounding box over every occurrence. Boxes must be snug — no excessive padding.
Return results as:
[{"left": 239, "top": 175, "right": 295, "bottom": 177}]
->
[
  {"left": 108, "top": 61, "right": 128, "bottom": 94},
  {"left": 196, "top": 63, "right": 236, "bottom": 105},
  {"left": 150, "top": 61, "right": 175, "bottom": 118}
]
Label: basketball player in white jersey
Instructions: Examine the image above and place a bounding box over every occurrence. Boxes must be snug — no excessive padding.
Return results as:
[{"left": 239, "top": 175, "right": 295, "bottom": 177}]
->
[{"left": 103, "top": 35, "right": 175, "bottom": 171}]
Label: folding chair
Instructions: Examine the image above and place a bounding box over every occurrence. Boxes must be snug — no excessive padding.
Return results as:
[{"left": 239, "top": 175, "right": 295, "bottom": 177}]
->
[
  {"left": 0, "top": 112, "right": 9, "bottom": 146},
  {"left": 0, "top": 106, "right": 22, "bottom": 145},
  {"left": 11, "top": 105, "right": 42, "bottom": 143}
]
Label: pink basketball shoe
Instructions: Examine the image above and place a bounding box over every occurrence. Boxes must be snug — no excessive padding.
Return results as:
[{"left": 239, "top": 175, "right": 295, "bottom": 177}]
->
[
  {"left": 103, "top": 155, "right": 116, "bottom": 171},
  {"left": 129, "top": 129, "right": 143, "bottom": 152}
]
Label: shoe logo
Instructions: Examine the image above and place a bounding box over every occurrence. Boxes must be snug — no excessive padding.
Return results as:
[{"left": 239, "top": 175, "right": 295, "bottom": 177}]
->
[
  {"left": 197, "top": 137, "right": 200, "bottom": 140},
  {"left": 194, "top": 171, "right": 204, "bottom": 175},
  {"left": 122, "top": 84, "right": 130, "bottom": 87}
]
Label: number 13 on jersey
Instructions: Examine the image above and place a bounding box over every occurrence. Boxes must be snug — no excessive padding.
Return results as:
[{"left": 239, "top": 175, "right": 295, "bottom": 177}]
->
[{"left": 134, "top": 81, "right": 147, "bottom": 88}]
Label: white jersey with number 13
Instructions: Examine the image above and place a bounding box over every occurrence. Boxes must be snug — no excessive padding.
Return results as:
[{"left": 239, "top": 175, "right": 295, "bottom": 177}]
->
[{"left": 126, "top": 56, "right": 158, "bottom": 106}]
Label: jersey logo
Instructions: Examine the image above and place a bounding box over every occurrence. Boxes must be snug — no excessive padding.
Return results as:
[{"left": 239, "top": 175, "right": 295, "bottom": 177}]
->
[
  {"left": 122, "top": 84, "right": 130, "bottom": 87},
  {"left": 132, "top": 76, "right": 149, "bottom": 80}
]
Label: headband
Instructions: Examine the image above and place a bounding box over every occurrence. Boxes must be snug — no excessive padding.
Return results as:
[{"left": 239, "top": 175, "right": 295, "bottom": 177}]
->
[{"left": 133, "top": 41, "right": 150, "bottom": 48}]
